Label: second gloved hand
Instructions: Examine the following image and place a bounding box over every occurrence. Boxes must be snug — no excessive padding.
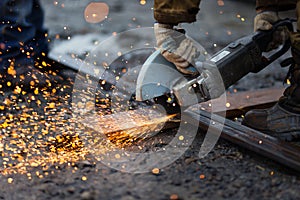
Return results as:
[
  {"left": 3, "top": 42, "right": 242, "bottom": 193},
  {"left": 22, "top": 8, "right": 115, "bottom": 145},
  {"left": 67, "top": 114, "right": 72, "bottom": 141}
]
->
[
  {"left": 254, "top": 11, "right": 289, "bottom": 51},
  {"left": 154, "top": 23, "right": 200, "bottom": 75}
]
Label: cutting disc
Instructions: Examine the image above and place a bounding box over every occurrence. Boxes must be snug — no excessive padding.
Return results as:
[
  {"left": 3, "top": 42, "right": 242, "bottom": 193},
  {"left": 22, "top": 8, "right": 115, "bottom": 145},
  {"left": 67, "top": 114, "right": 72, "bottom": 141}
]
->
[{"left": 135, "top": 50, "right": 197, "bottom": 102}]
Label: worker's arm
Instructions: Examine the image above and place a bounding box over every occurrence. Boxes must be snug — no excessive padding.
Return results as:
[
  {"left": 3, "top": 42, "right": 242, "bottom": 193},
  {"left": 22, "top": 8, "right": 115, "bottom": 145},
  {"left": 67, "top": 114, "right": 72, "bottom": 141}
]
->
[{"left": 153, "top": 0, "right": 202, "bottom": 75}]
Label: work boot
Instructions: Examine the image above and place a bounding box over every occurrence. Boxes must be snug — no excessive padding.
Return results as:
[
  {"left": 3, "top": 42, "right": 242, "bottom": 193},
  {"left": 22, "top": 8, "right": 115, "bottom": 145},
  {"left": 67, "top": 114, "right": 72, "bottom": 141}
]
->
[
  {"left": 242, "top": 48, "right": 300, "bottom": 141},
  {"left": 242, "top": 98, "right": 300, "bottom": 141}
]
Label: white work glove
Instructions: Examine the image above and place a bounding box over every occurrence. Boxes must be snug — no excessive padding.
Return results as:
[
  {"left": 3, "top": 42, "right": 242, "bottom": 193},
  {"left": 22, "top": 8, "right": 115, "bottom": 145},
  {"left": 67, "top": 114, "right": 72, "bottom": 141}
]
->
[
  {"left": 197, "top": 61, "right": 225, "bottom": 99},
  {"left": 254, "top": 11, "right": 289, "bottom": 51},
  {"left": 154, "top": 23, "right": 200, "bottom": 76}
]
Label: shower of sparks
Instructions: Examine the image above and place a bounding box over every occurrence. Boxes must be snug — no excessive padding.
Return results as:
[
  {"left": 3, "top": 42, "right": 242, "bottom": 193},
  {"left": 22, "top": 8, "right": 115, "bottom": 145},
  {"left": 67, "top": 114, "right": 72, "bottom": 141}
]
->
[
  {"left": 0, "top": 85, "right": 88, "bottom": 175},
  {"left": 0, "top": 60, "right": 177, "bottom": 176},
  {"left": 78, "top": 105, "right": 177, "bottom": 149}
]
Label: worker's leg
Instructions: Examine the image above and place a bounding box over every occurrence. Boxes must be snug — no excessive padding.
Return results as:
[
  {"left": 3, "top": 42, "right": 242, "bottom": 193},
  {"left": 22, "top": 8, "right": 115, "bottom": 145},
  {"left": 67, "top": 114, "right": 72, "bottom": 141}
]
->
[
  {"left": 0, "top": 0, "right": 48, "bottom": 70},
  {"left": 242, "top": 1, "right": 300, "bottom": 141}
]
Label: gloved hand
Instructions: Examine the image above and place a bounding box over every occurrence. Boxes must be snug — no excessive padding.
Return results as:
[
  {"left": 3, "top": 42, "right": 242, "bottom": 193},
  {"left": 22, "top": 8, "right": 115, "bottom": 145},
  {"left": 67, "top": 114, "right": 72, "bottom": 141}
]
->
[
  {"left": 254, "top": 11, "right": 289, "bottom": 51},
  {"left": 154, "top": 23, "right": 200, "bottom": 75}
]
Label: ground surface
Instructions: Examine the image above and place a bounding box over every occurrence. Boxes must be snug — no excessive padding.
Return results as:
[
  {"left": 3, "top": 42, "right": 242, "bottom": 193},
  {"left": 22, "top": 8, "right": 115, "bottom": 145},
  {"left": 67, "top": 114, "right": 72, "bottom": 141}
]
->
[{"left": 0, "top": 0, "right": 300, "bottom": 200}]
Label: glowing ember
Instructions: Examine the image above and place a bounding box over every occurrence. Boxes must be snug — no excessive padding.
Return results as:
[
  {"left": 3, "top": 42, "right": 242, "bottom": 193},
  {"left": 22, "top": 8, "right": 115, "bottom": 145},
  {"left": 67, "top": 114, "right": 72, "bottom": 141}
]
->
[
  {"left": 199, "top": 174, "right": 205, "bottom": 179},
  {"left": 84, "top": 2, "right": 109, "bottom": 24},
  {"left": 170, "top": 194, "right": 179, "bottom": 200},
  {"left": 152, "top": 168, "right": 160, "bottom": 174},
  {"left": 217, "top": 0, "right": 224, "bottom": 6},
  {"left": 179, "top": 135, "right": 184, "bottom": 141},
  {"left": 140, "top": 0, "right": 146, "bottom": 5},
  {"left": 7, "top": 178, "right": 13, "bottom": 184}
]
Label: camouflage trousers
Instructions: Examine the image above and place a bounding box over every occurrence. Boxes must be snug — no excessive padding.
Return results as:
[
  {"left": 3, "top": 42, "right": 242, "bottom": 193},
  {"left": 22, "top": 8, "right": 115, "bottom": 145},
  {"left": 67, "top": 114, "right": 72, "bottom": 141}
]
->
[{"left": 282, "top": 1, "right": 300, "bottom": 105}]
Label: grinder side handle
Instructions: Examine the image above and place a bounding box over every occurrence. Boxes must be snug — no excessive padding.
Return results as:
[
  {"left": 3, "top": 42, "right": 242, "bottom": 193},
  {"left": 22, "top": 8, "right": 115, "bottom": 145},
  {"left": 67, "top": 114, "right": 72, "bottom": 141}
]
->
[{"left": 251, "top": 18, "right": 295, "bottom": 72}]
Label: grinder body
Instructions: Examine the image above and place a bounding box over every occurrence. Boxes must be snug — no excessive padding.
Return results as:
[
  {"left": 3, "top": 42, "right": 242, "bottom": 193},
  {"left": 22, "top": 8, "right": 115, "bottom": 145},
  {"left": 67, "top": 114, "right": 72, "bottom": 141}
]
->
[{"left": 136, "top": 18, "right": 295, "bottom": 109}]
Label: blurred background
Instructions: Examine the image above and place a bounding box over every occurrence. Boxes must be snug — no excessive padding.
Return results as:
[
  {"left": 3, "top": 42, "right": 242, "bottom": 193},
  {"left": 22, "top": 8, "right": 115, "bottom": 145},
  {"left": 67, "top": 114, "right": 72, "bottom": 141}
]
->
[{"left": 41, "top": 0, "right": 256, "bottom": 53}]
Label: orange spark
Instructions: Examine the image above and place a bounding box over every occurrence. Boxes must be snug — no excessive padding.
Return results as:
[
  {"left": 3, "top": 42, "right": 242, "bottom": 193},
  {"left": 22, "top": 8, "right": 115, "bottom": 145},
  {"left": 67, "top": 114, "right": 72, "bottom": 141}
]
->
[{"left": 84, "top": 2, "right": 109, "bottom": 24}]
